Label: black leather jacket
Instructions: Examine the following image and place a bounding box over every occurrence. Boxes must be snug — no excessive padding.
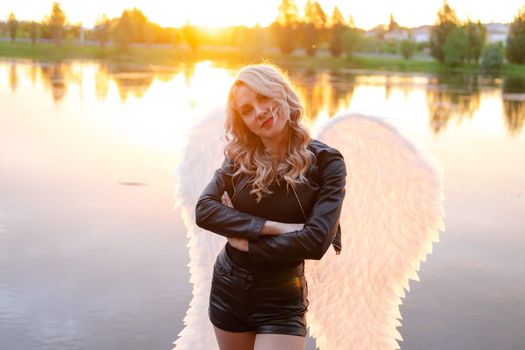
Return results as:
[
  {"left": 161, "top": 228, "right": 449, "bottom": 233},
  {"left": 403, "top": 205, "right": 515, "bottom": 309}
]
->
[{"left": 195, "top": 139, "right": 346, "bottom": 263}]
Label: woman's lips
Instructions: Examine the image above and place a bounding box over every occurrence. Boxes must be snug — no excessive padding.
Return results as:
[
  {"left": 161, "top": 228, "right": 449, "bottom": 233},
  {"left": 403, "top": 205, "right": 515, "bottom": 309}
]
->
[{"left": 261, "top": 117, "right": 273, "bottom": 128}]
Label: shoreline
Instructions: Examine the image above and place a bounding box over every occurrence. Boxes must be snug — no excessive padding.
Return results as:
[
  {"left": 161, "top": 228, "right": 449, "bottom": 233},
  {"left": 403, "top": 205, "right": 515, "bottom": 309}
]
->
[{"left": 1, "top": 40, "right": 524, "bottom": 77}]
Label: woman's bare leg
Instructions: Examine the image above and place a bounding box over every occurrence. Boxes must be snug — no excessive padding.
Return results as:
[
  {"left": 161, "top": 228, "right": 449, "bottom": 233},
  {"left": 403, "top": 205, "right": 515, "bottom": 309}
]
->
[
  {"left": 213, "top": 326, "right": 256, "bottom": 350},
  {"left": 254, "top": 334, "right": 305, "bottom": 350}
]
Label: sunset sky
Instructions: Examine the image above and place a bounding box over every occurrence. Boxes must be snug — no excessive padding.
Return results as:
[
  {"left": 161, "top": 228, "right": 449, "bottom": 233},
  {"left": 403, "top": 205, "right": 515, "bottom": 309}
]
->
[{"left": 1, "top": 0, "right": 523, "bottom": 30}]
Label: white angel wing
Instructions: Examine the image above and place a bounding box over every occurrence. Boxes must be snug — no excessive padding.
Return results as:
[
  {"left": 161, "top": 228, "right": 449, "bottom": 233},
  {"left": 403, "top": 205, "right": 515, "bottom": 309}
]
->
[
  {"left": 173, "top": 108, "right": 445, "bottom": 350},
  {"left": 172, "top": 106, "right": 227, "bottom": 350},
  {"left": 305, "top": 113, "right": 445, "bottom": 350}
]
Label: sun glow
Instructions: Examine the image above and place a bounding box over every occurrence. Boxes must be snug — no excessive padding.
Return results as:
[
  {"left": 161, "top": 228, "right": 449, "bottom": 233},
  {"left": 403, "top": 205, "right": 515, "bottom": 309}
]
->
[{"left": 1, "top": 0, "right": 523, "bottom": 29}]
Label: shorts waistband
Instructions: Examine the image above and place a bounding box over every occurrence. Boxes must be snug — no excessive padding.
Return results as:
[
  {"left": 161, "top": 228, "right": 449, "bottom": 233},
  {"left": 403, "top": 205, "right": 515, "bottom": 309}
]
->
[{"left": 217, "top": 246, "right": 304, "bottom": 281}]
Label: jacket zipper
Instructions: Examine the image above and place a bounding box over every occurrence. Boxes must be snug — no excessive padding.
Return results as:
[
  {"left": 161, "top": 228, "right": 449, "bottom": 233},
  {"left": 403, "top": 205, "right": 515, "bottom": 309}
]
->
[
  {"left": 231, "top": 174, "right": 255, "bottom": 205},
  {"left": 291, "top": 184, "right": 307, "bottom": 221}
]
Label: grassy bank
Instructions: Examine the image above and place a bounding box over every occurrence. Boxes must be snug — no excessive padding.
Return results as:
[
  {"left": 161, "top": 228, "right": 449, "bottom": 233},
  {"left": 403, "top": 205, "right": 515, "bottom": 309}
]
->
[{"left": 1, "top": 40, "right": 525, "bottom": 76}]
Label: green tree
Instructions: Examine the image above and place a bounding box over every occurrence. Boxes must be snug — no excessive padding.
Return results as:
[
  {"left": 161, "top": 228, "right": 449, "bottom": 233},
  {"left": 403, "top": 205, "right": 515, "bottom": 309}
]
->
[
  {"left": 68, "top": 22, "right": 82, "bottom": 41},
  {"left": 464, "top": 19, "right": 487, "bottom": 63},
  {"left": 304, "top": 0, "right": 326, "bottom": 28},
  {"left": 430, "top": 1, "right": 459, "bottom": 62},
  {"left": 443, "top": 26, "right": 469, "bottom": 65},
  {"left": 7, "top": 13, "right": 18, "bottom": 42},
  {"left": 127, "top": 8, "right": 148, "bottom": 43},
  {"left": 237, "top": 24, "right": 267, "bottom": 56},
  {"left": 94, "top": 15, "right": 111, "bottom": 47},
  {"left": 342, "top": 28, "right": 362, "bottom": 59},
  {"left": 348, "top": 15, "right": 356, "bottom": 29},
  {"left": 329, "top": 6, "right": 345, "bottom": 57},
  {"left": 480, "top": 43, "right": 504, "bottom": 71},
  {"left": 144, "top": 22, "right": 158, "bottom": 46},
  {"left": 113, "top": 10, "right": 136, "bottom": 48},
  {"left": 30, "top": 21, "right": 38, "bottom": 44},
  {"left": 302, "top": 0, "right": 327, "bottom": 56},
  {"left": 272, "top": 0, "right": 300, "bottom": 54},
  {"left": 46, "top": 2, "right": 67, "bottom": 45},
  {"left": 371, "top": 24, "right": 387, "bottom": 40},
  {"left": 331, "top": 5, "right": 345, "bottom": 26},
  {"left": 112, "top": 8, "right": 153, "bottom": 48},
  {"left": 277, "top": 0, "right": 299, "bottom": 24},
  {"left": 507, "top": 6, "right": 525, "bottom": 64},
  {"left": 181, "top": 23, "right": 199, "bottom": 52},
  {"left": 271, "top": 22, "right": 295, "bottom": 54},
  {"left": 400, "top": 35, "right": 417, "bottom": 60}
]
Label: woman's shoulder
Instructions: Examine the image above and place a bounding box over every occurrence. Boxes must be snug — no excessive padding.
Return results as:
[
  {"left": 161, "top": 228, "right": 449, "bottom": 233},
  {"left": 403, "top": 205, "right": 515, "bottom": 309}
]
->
[
  {"left": 306, "top": 138, "right": 346, "bottom": 181},
  {"left": 307, "top": 138, "right": 344, "bottom": 160},
  {"left": 308, "top": 138, "right": 346, "bottom": 183}
]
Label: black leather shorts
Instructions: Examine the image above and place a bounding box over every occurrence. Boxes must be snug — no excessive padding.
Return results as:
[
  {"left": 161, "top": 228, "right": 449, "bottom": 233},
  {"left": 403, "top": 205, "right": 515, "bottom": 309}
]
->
[{"left": 208, "top": 246, "right": 309, "bottom": 337}]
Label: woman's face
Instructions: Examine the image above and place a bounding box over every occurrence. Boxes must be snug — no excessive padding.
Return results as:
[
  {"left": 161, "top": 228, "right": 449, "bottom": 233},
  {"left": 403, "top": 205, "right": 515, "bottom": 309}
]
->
[{"left": 232, "top": 84, "right": 289, "bottom": 142}]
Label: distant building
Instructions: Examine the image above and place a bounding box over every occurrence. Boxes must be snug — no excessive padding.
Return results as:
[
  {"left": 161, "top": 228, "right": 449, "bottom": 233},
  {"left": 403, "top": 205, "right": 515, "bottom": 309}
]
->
[
  {"left": 485, "top": 23, "right": 509, "bottom": 44},
  {"left": 366, "top": 25, "right": 431, "bottom": 43},
  {"left": 412, "top": 26, "right": 431, "bottom": 43},
  {"left": 384, "top": 29, "right": 408, "bottom": 41},
  {"left": 365, "top": 23, "right": 509, "bottom": 46}
]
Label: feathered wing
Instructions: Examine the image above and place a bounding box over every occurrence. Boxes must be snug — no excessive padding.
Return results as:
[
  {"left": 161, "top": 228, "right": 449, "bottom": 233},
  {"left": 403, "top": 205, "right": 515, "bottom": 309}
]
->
[
  {"left": 172, "top": 106, "right": 227, "bottom": 350},
  {"left": 306, "top": 113, "right": 445, "bottom": 350},
  {"left": 172, "top": 109, "right": 445, "bottom": 350}
]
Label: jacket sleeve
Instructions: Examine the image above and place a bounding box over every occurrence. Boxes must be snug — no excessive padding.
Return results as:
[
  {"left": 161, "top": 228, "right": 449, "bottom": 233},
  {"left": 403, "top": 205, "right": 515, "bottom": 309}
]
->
[
  {"left": 248, "top": 149, "right": 347, "bottom": 261},
  {"left": 195, "top": 158, "right": 266, "bottom": 240}
]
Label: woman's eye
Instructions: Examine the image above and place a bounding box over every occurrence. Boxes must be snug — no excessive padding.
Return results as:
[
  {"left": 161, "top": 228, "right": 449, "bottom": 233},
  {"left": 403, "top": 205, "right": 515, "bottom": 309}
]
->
[{"left": 240, "top": 107, "right": 253, "bottom": 116}]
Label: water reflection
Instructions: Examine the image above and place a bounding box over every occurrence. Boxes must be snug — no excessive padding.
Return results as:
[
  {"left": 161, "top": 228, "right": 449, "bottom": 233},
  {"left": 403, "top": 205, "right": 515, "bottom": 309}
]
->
[
  {"left": 182, "top": 62, "right": 195, "bottom": 88},
  {"left": 40, "top": 63, "right": 67, "bottom": 101},
  {"left": 9, "top": 64, "right": 17, "bottom": 92},
  {"left": 328, "top": 70, "right": 355, "bottom": 117},
  {"left": 502, "top": 77, "right": 525, "bottom": 135},
  {"left": 289, "top": 69, "right": 356, "bottom": 127},
  {"left": 502, "top": 100, "right": 525, "bottom": 135},
  {"left": 426, "top": 74, "right": 481, "bottom": 135},
  {"left": 298, "top": 69, "right": 328, "bottom": 121},
  {"left": 1, "top": 59, "right": 524, "bottom": 350},
  {"left": 111, "top": 68, "right": 156, "bottom": 102},
  {"left": 1, "top": 60, "right": 524, "bottom": 138},
  {"left": 95, "top": 65, "right": 110, "bottom": 100},
  {"left": 30, "top": 64, "right": 38, "bottom": 87}
]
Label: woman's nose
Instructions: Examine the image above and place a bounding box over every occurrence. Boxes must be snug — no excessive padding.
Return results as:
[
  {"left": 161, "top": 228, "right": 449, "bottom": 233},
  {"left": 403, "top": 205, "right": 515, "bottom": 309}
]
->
[{"left": 254, "top": 104, "right": 267, "bottom": 119}]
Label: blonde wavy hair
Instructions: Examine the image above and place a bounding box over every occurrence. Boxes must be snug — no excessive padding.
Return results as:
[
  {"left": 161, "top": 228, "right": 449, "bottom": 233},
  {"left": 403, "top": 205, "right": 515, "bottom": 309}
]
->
[{"left": 224, "top": 64, "right": 315, "bottom": 202}]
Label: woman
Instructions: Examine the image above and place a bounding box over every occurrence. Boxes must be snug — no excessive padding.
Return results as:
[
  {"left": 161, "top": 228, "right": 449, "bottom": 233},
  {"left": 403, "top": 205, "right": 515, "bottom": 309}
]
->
[{"left": 195, "top": 64, "right": 346, "bottom": 350}]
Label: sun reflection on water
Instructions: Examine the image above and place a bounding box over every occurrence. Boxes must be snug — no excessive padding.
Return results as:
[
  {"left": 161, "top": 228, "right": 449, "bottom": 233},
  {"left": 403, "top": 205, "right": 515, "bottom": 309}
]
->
[
  {"left": 1, "top": 59, "right": 524, "bottom": 350},
  {"left": 1, "top": 59, "right": 524, "bottom": 150}
]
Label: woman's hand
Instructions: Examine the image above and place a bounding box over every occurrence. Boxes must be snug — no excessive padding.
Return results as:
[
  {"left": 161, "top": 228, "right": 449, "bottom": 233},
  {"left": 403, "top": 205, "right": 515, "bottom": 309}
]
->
[
  {"left": 221, "top": 191, "right": 233, "bottom": 208},
  {"left": 220, "top": 191, "right": 304, "bottom": 251},
  {"left": 221, "top": 192, "right": 250, "bottom": 252},
  {"left": 260, "top": 221, "right": 304, "bottom": 236},
  {"left": 227, "top": 236, "right": 249, "bottom": 252}
]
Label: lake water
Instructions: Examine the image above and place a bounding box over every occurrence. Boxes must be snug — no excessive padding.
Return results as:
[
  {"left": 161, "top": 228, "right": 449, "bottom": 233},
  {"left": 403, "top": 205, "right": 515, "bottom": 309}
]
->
[{"left": 0, "top": 59, "right": 524, "bottom": 350}]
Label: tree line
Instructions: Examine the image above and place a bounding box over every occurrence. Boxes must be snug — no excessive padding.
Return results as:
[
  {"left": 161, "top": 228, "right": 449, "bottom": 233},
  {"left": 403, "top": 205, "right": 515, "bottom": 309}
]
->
[
  {"left": 430, "top": 2, "right": 525, "bottom": 69},
  {"left": 3, "top": 1, "right": 525, "bottom": 67},
  {"left": 3, "top": 3, "right": 174, "bottom": 48}
]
